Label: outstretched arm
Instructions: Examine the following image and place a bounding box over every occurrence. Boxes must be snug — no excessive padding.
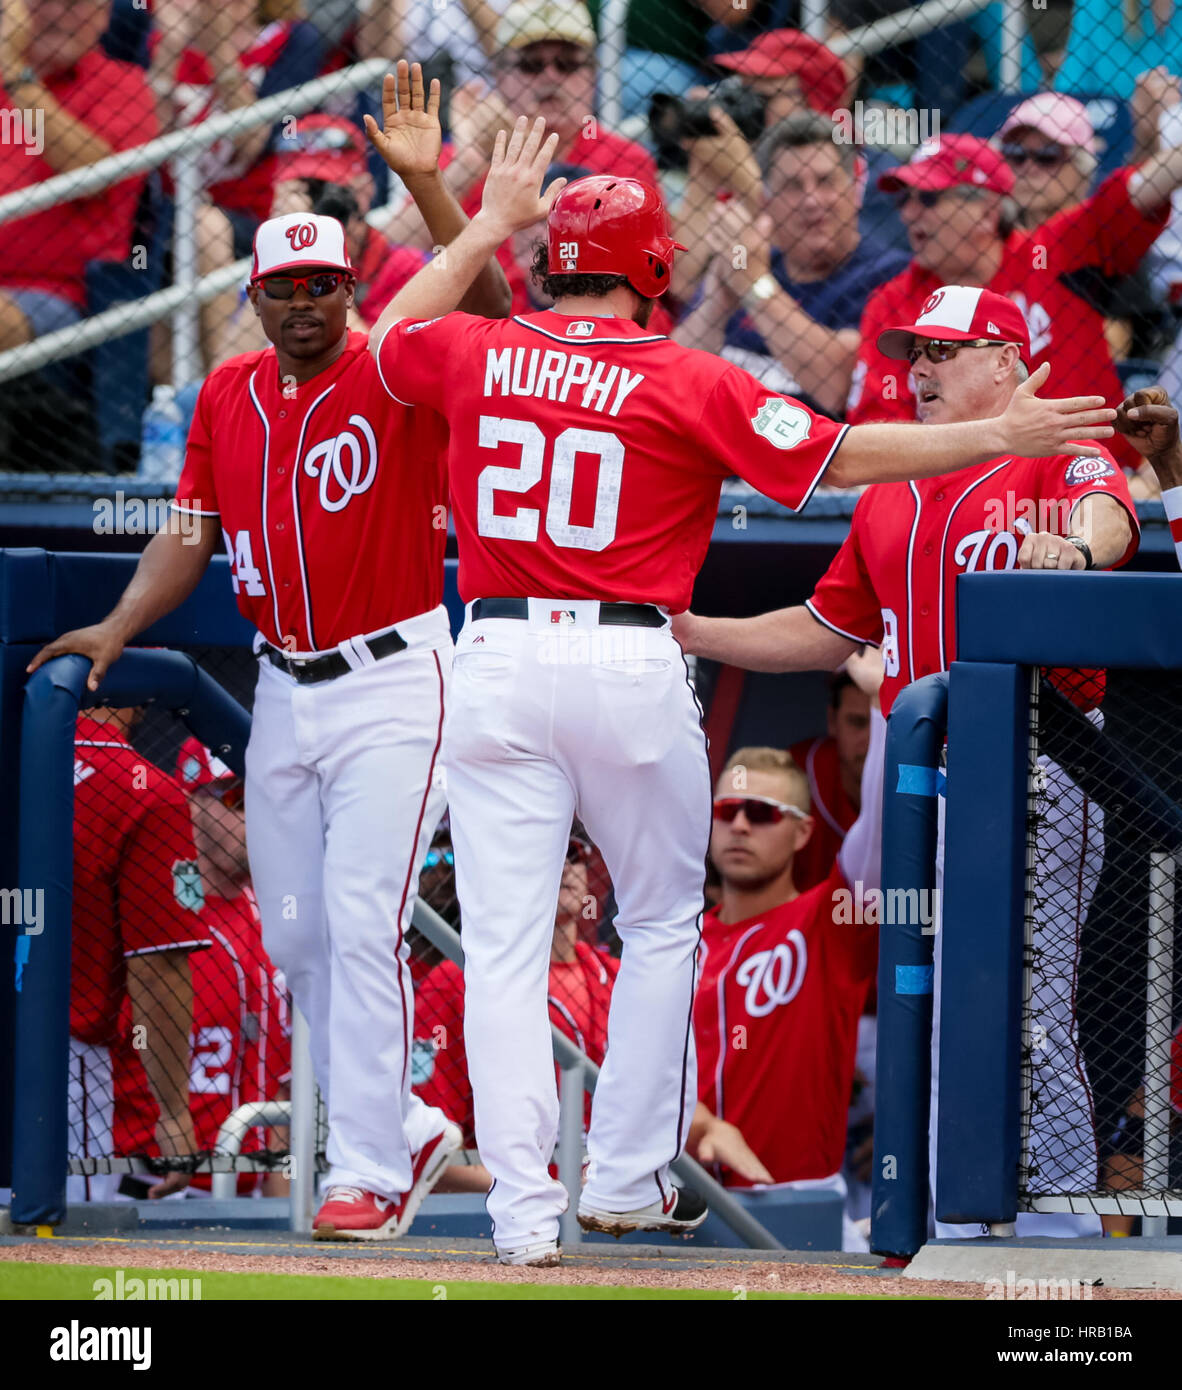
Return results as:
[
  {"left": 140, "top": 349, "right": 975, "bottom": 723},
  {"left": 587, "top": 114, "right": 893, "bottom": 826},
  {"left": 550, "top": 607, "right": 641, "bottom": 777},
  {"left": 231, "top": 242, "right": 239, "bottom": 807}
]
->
[
  {"left": 673, "top": 604, "right": 858, "bottom": 673},
  {"left": 829, "top": 363, "right": 1116, "bottom": 488},
  {"left": 369, "top": 114, "right": 564, "bottom": 349},
  {"left": 364, "top": 62, "right": 511, "bottom": 321}
]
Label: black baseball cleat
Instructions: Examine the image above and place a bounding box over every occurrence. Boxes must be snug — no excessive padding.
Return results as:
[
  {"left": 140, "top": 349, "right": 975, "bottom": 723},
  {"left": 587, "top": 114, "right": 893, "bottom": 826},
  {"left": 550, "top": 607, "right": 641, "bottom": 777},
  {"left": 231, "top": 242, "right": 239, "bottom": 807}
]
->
[{"left": 577, "top": 1186, "right": 709, "bottom": 1238}]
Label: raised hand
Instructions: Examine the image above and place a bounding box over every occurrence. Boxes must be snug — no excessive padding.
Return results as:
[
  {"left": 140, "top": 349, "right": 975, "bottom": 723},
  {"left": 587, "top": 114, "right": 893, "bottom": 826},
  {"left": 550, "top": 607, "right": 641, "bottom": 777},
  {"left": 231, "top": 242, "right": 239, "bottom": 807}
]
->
[
  {"left": 476, "top": 116, "right": 565, "bottom": 240},
  {"left": 363, "top": 60, "right": 443, "bottom": 181},
  {"left": 997, "top": 362, "right": 1116, "bottom": 459}
]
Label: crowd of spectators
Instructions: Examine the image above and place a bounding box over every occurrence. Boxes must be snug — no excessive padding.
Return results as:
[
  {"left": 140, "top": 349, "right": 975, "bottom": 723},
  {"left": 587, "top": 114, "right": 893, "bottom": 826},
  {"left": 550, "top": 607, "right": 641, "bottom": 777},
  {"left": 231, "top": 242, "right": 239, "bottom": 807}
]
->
[{"left": 2, "top": 1, "right": 1182, "bottom": 486}]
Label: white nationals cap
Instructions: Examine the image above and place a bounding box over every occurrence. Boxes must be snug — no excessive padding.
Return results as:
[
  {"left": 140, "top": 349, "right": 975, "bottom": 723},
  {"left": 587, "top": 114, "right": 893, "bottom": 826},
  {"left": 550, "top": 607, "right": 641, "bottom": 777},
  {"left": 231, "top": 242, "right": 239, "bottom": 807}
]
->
[
  {"left": 877, "top": 284, "right": 1032, "bottom": 365},
  {"left": 250, "top": 213, "right": 353, "bottom": 282}
]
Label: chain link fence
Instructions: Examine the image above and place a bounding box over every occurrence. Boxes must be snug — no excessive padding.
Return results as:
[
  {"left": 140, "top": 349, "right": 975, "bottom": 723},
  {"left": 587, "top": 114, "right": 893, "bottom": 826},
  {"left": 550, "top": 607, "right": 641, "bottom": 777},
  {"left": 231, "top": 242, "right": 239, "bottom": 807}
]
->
[
  {"left": 1023, "top": 668, "right": 1182, "bottom": 1229},
  {"left": 2, "top": 2, "right": 1180, "bottom": 487}
]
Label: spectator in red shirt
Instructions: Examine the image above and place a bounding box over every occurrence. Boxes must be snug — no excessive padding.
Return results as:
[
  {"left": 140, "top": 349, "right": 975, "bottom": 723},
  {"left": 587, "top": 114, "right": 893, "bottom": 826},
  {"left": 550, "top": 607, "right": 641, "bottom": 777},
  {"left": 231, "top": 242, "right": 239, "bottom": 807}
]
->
[
  {"left": 846, "top": 132, "right": 1182, "bottom": 474},
  {"left": 0, "top": 0, "right": 158, "bottom": 348},
  {"left": 789, "top": 668, "right": 872, "bottom": 894},
  {"left": 70, "top": 708, "right": 210, "bottom": 1202}
]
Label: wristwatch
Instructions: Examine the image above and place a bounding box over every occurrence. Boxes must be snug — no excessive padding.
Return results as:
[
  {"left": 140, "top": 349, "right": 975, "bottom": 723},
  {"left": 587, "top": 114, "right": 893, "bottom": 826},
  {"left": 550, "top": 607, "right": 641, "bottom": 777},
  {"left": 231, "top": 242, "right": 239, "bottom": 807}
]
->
[
  {"left": 742, "top": 272, "right": 778, "bottom": 310},
  {"left": 1065, "top": 536, "right": 1095, "bottom": 569},
  {"left": 8, "top": 65, "right": 39, "bottom": 93}
]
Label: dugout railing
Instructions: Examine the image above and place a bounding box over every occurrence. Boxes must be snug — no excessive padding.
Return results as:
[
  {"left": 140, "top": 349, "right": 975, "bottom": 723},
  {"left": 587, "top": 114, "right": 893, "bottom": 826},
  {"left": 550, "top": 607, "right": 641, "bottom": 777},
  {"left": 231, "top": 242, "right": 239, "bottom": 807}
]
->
[
  {"left": 0, "top": 547, "right": 782, "bottom": 1250},
  {"left": 872, "top": 570, "right": 1182, "bottom": 1260}
]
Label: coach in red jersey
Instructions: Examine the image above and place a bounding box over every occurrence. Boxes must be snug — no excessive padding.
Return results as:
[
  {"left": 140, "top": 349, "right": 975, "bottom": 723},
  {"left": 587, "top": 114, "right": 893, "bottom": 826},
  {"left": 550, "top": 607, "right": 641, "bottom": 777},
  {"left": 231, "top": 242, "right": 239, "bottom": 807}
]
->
[
  {"left": 361, "top": 144, "right": 1123, "bottom": 1262},
  {"left": 678, "top": 284, "right": 1139, "bottom": 1238},
  {"left": 846, "top": 134, "right": 1182, "bottom": 473},
  {"left": 691, "top": 732, "right": 884, "bottom": 1247},
  {"left": 28, "top": 63, "right": 544, "bottom": 1239}
]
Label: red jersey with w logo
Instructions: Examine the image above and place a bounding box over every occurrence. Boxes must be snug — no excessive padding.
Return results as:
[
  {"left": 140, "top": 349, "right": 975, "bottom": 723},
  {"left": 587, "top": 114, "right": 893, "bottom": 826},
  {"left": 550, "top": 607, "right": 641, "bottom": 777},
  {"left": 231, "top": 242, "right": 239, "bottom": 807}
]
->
[
  {"left": 693, "top": 862, "right": 876, "bottom": 1186},
  {"left": 173, "top": 331, "right": 449, "bottom": 653}
]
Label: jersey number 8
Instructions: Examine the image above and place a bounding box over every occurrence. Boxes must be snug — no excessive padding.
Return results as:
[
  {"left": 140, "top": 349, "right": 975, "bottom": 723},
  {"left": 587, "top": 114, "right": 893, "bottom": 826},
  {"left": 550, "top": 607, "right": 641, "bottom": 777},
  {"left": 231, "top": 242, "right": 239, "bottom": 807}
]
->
[{"left": 476, "top": 415, "right": 623, "bottom": 552}]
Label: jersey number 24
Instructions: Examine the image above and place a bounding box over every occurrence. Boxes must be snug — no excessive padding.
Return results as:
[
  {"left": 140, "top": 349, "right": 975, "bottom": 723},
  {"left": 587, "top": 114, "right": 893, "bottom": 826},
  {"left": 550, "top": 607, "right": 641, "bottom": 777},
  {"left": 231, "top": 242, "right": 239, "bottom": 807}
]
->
[{"left": 476, "top": 415, "right": 623, "bottom": 552}]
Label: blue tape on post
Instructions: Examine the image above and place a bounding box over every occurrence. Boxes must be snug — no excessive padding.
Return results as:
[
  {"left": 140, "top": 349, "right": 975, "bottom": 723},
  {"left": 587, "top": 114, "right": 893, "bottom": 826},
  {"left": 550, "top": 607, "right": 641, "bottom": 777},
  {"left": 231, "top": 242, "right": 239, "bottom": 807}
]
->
[
  {"left": 896, "top": 764, "right": 945, "bottom": 796},
  {"left": 13, "top": 934, "right": 28, "bottom": 991},
  {"left": 896, "top": 964, "right": 934, "bottom": 995}
]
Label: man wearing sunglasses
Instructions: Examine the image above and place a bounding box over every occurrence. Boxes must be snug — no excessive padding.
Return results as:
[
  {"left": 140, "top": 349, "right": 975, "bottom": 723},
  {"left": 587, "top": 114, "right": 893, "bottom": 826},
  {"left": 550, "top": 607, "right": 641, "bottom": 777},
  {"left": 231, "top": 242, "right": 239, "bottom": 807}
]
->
[
  {"left": 692, "top": 729, "right": 884, "bottom": 1249},
  {"left": 28, "top": 62, "right": 551, "bottom": 1241},
  {"left": 677, "top": 283, "right": 1140, "bottom": 1240},
  {"left": 847, "top": 130, "right": 1182, "bottom": 474}
]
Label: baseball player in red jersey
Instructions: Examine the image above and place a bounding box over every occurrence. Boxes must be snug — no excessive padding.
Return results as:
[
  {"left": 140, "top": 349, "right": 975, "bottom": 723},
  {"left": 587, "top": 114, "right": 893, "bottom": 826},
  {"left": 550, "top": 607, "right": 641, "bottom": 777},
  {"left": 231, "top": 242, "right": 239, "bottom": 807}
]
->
[
  {"left": 363, "top": 131, "right": 1119, "bottom": 1262},
  {"left": 845, "top": 134, "right": 1175, "bottom": 474},
  {"left": 788, "top": 671, "right": 871, "bottom": 892},
  {"left": 113, "top": 741, "right": 290, "bottom": 1197},
  {"left": 70, "top": 708, "right": 210, "bottom": 1201},
  {"left": 29, "top": 64, "right": 535, "bottom": 1237},
  {"left": 692, "top": 724, "right": 885, "bottom": 1247},
  {"left": 677, "top": 285, "right": 1140, "bottom": 1238}
]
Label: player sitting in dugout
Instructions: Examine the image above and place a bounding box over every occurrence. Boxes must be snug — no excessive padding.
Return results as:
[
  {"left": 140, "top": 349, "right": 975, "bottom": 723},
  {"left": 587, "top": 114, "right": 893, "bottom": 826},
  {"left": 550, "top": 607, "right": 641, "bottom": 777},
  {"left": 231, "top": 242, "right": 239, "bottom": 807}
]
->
[{"left": 688, "top": 666, "right": 887, "bottom": 1251}]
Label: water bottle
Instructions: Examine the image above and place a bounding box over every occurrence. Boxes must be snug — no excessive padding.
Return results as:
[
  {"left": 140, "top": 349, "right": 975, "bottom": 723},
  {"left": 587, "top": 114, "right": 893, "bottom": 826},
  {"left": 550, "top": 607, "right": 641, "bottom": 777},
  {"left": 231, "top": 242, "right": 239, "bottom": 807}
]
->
[{"left": 139, "top": 385, "right": 186, "bottom": 482}]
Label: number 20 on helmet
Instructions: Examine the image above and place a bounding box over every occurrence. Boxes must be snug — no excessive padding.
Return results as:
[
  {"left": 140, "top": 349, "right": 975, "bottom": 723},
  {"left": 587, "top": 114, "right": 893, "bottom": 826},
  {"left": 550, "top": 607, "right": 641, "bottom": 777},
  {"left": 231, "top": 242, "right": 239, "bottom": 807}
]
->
[{"left": 546, "top": 176, "right": 688, "bottom": 299}]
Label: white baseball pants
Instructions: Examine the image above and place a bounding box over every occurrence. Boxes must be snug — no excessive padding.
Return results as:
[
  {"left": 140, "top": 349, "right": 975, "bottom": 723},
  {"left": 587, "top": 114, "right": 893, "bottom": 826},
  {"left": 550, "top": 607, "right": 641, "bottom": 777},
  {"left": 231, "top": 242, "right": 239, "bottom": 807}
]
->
[
  {"left": 443, "top": 602, "right": 710, "bottom": 1250},
  {"left": 245, "top": 606, "right": 453, "bottom": 1199},
  {"left": 66, "top": 1037, "right": 120, "bottom": 1202}
]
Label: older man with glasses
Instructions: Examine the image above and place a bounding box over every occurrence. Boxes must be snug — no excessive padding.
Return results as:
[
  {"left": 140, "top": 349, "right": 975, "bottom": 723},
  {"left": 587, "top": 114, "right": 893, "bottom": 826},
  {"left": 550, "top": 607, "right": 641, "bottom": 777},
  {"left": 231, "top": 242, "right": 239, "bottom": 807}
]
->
[
  {"left": 677, "top": 283, "right": 1140, "bottom": 1239},
  {"left": 847, "top": 131, "right": 1182, "bottom": 474}
]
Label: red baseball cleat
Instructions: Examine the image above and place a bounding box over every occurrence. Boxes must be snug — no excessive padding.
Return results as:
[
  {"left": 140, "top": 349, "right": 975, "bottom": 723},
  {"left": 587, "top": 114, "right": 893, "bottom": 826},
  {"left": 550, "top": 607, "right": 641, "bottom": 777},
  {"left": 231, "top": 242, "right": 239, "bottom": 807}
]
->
[{"left": 312, "top": 1121, "right": 463, "bottom": 1240}]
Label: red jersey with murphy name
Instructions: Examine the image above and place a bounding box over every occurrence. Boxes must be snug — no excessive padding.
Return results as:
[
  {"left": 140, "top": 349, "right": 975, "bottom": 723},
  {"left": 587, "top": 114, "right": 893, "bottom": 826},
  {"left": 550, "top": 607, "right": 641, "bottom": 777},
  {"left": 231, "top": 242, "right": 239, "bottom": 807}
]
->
[
  {"left": 807, "top": 449, "right": 1139, "bottom": 716},
  {"left": 113, "top": 888, "right": 291, "bottom": 1193},
  {"left": 174, "top": 330, "right": 449, "bottom": 653},
  {"left": 375, "top": 310, "right": 848, "bottom": 609},
  {"left": 71, "top": 717, "right": 209, "bottom": 1047},
  {"left": 695, "top": 862, "right": 876, "bottom": 1185}
]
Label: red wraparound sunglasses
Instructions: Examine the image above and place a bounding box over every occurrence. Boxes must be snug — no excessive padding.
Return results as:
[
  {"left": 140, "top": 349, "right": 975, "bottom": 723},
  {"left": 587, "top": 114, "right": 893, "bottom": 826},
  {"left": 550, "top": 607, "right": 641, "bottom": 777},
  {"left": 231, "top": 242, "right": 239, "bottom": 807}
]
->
[
  {"left": 712, "top": 795, "right": 807, "bottom": 825},
  {"left": 258, "top": 271, "right": 351, "bottom": 300}
]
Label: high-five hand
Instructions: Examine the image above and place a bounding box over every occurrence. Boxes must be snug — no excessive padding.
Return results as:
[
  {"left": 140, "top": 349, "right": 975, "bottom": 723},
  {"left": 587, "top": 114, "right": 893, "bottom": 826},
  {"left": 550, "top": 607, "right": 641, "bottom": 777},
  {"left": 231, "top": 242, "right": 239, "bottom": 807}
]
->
[
  {"left": 363, "top": 60, "right": 442, "bottom": 180},
  {"left": 1114, "top": 385, "right": 1182, "bottom": 489},
  {"left": 475, "top": 116, "right": 565, "bottom": 241},
  {"left": 997, "top": 362, "right": 1116, "bottom": 459}
]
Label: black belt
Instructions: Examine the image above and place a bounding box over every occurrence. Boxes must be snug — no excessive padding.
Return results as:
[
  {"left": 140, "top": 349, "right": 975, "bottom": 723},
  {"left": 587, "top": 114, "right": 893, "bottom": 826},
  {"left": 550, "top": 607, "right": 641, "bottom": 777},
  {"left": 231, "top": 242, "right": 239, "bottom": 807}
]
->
[
  {"left": 263, "top": 628, "right": 407, "bottom": 684},
  {"left": 471, "top": 598, "right": 665, "bottom": 628}
]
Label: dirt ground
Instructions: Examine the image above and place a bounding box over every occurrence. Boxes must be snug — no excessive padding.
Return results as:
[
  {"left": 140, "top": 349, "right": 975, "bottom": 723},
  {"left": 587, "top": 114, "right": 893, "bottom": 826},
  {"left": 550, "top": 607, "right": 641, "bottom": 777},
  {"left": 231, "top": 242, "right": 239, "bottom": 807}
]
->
[{"left": 2, "top": 1239, "right": 1178, "bottom": 1299}]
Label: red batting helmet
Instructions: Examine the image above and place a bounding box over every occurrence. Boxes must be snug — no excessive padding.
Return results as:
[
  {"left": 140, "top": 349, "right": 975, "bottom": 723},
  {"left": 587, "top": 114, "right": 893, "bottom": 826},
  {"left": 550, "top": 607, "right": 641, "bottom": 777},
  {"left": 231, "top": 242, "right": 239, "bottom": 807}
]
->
[{"left": 546, "top": 176, "right": 687, "bottom": 299}]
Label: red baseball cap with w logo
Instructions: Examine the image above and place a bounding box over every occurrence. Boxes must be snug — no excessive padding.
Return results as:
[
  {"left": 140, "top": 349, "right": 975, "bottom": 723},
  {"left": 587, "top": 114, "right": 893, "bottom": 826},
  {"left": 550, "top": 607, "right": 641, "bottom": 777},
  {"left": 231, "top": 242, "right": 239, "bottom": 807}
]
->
[
  {"left": 877, "top": 285, "right": 1032, "bottom": 365},
  {"left": 250, "top": 212, "right": 354, "bottom": 282}
]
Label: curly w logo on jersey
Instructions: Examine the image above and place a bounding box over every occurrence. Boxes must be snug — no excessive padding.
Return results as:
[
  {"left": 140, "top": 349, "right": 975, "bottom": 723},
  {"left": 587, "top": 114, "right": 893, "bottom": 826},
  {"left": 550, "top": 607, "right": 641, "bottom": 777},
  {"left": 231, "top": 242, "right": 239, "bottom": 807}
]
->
[
  {"left": 302, "top": 416, "right": 379, "bottom": 514},
  {"left": 733, "top": 932, "right": 808, "bottom": 1016}
]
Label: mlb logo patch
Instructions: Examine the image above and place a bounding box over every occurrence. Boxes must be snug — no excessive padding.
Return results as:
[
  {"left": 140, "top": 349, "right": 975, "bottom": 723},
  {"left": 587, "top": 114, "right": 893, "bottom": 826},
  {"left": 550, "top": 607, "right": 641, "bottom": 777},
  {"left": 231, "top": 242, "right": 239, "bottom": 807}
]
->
[
  {"left": 1065, "top": 456, "right": 1115, "bottom": 485},
  {"left": 550, "top": 610, "right": 576, "bottom": 625},
  {"left": 566, "top": 320, "right": 595, "bottom": 337},
  {"left": 751, "top": 398, "right": 812, "bottom": 450}
]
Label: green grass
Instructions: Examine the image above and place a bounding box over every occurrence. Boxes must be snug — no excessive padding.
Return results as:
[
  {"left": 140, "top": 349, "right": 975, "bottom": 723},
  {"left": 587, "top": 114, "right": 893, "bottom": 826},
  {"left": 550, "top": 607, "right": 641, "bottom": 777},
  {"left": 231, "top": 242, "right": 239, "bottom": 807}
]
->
[{"left": 0, "top": 1261, "right": 888, "bottom": 1301}]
